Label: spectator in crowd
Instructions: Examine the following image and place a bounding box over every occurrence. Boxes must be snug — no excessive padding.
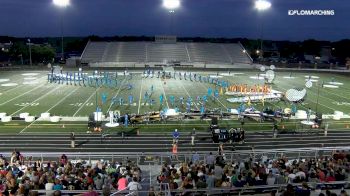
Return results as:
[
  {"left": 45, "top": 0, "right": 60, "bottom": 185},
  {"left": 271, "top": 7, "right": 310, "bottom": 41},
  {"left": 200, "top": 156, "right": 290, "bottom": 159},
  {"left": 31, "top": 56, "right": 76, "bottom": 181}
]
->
[
  {"left": 59, "top": 154, "right": 68, "bottom": 166},
  {"left": 117, "top": 175, "right": 128, "bottom": 191},
  {"left": 82, "top": 185, "right": 98, "bottom": 196},
  {"left": 295, "top": 182, "right": 310, "bottom": 196},
  {"left": 2, "top": 148, "right": 350, "bottom": 196},
  {"left": 205, "top": 152, "right": 215, "bottom": 167},
  {"left": 127, "top": 177, "right": 142, "bottom": 196},
  {"left": 266, "top": 171, "right": 276, "bottom": 185},
  {"left": 53, "top": 190, "right": 61, "bottom": 196},
  {"left": 192, "top": 151, "right": 199, "bottom": 164}
]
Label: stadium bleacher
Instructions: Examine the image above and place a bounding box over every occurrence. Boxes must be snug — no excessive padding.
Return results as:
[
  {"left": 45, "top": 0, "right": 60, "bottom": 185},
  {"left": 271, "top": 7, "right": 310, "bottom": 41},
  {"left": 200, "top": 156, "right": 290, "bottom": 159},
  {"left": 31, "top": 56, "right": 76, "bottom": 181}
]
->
[{"left": 81, "top": 41, "right": 252, "bottom": 65}]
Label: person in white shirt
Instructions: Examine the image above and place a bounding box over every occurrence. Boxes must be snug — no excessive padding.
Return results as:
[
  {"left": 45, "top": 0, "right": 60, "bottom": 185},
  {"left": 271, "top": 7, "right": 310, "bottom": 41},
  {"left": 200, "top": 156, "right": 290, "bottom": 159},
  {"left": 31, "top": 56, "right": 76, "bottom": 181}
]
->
[
  {"left": 295, "top": 168, "right": 306, "bottom": 180},
  {"left": 266, "top": 171, "right": 275, "bottom": 185},
  {"left": 127, "top": 177, "right": 142, "bottom": 196}
]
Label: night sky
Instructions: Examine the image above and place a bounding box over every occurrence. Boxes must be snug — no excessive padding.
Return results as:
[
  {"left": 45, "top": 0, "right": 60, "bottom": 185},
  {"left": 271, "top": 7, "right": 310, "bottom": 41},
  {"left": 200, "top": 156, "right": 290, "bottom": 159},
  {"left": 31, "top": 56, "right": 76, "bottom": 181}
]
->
[{"left": 0, "top": 0, "right": 349, "bottom": 41}]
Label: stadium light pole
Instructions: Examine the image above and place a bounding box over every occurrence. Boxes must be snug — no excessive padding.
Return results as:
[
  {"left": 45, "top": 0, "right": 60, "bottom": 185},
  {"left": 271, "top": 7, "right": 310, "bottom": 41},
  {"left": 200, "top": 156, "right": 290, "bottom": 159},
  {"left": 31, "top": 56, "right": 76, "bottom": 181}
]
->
[
  {"left": 255, "top": 0, "right": 271, "bottom": 60},
  {"left": 163, "top": 0, "right": 180, "bottom": 35},
  {"left": 53, "top": 0, "right": 70, "bottom": 62},
  {"left": 27, "top": 39, "right": 32, "bottom": 66}
]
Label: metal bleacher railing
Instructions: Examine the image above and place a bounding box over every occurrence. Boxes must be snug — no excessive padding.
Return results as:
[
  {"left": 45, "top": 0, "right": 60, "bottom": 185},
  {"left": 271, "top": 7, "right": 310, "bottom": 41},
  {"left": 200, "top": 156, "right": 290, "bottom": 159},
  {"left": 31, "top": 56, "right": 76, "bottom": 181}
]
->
[
  {"left": 32, "top": 181, "right": 350, "bottom": 196},
  {"left": 1, "top": 146, "right": 348, "bottom": 165}
]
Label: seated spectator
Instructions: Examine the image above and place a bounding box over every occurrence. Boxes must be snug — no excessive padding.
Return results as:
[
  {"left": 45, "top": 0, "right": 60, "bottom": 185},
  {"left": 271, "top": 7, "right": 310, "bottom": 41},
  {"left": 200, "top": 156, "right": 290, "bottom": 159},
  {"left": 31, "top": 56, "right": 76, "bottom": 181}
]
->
[
  {"left": 221, "top": 177, "right": 230, "bottom": 188},
  {"left": 53, "top": 179, "right": 63, "bottom": 190},
  {"left": 281, "top": 184, "right": 295, "bottom": 196},
  {"left": 325, "top": 172, "right": 336, "bottom": 182},
  {"left": 266, "top": 171, "right": 275, "bottom": 185},
  {"left": 233, "top": 175, "right": 246, "bottom": 187},
  {"left": 53, "top": 190, "right": 61, "bottom": 196},
  {"left": 295, "top": 182, "right": 310, "bottom": 196},
  {"left": 59, "top": 154, "right": 68, "bottom": 166},
  {"left": 127, "top": 177, "right": 142, "bottom": 196},
  {"left": 93, "top": 175, "right": 103, "bottom": 190},
  {"left": 82, "top": 185, "right": 98, "bottom": 196},
  {"left": 295, "top": 167, "right": 306, "bottom": 180}
]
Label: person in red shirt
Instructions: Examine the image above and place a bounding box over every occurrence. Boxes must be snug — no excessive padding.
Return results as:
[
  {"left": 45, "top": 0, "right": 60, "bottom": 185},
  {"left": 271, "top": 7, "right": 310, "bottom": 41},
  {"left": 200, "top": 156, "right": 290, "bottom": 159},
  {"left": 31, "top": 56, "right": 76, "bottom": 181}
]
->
[
  {"left": 82, "top": 185, "right": 98, "bottom": 196},
  {"left": 317, "top": 168, "right": 326, "bottom": 182},
  {"left": 325, "top": 172, "right": 336, "bottom": 182},
  {"left": 117, "top": 175, "right": 128, "bottom": 191},
  {"left": 172, "top": 143, "right": 178, "bottom": 160}
]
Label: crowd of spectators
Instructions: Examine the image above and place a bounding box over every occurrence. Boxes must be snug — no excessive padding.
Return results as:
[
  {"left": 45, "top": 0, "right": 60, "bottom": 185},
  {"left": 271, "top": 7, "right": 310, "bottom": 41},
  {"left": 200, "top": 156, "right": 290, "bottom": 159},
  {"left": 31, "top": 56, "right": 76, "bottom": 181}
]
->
[
  {"left": 1, "top": 149, "right": 350, "bottom": 196},
  {"left": 0, "top": 150, "right": 143, "bottom": 196},
  {"left": 156, "top": 150, "right": 350, "bottom": 196}
]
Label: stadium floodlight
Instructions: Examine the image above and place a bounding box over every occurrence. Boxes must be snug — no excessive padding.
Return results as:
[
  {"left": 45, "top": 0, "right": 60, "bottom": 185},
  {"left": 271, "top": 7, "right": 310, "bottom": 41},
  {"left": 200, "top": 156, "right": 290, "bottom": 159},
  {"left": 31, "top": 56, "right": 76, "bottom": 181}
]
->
[
  {"left": 163, "top": 0, "right": 180, "bottom": 10},
  {"left": 255, "top": 0, "right": 271, "bottom": 11},
  {"left": 53, "top": 0, "right": 70, "bottom": 61},
  {"left": 255, "top": 0, "right": 271, "bottom": 60},
  {"left": 53, "top": 0, "right": 70, "bottom": 7}
]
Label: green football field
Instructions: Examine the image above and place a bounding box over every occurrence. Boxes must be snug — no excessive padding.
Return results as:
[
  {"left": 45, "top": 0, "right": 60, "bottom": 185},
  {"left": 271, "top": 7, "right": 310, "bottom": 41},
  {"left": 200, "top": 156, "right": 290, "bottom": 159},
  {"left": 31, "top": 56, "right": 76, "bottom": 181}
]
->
[{"left": 0, "top": 69, "right": 349, "bottom": 134}]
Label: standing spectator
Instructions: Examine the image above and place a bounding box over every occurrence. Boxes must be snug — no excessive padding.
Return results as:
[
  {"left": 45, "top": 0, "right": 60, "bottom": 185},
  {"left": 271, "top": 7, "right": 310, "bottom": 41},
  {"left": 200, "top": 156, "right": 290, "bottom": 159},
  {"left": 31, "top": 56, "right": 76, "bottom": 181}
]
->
[
  {"left": 127, "top": 177, "right": 142, "bottom": 196},
  {"left": 70, "top": 132, "right": 75, "bottom": 148},
  {"left": 205, "top": 152, "right": 215, "bottom": 168},
  {"left": 191, "top": 128, "right": 196, "bottom": 146},
  {"left": 172, "top": 129, "right": 180, "bottom": 144},
  {"left": 272, "top": 120, "right": 278, "bottom": 138},
  {"left": 307, "top": 108, "right": 312, "bottom": 122},
  {"left": 117, "top": 175, "right": 128, "bottom": 191},
  {"left": 192, "top": 151, "right": 199, "bottom": 164},
  {"left": 239, "top": 128, "right": 245, "bottom": 144},
  {"left": 172, "top": 143, "right": 178, "bottom": 161},
  {"left": 218, "top": 143, "right": 224, "bottom": 155}
]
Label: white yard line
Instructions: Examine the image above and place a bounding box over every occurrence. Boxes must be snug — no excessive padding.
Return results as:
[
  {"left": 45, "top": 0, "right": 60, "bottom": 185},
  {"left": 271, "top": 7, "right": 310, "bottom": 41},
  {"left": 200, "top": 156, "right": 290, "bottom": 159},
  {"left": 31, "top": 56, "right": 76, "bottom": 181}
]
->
[
  {"left": 10, "top": 85, "right": 62, "bottom": 116},
  {"left": 19, "top": 87, "right": 80, "bottom": 134},
  {"left": 137, "top": 77, "right": 144, "bottom": 114},
  {"left": 0, "top": 76, "right": 46, "bottom": 94},
  {"left": 1, "top": 85, "right": 22, "bottom": 94},
  {"left": 73, "top": 87, "right": 99, "bottom": 117},
  {"left": 179, "top": 82, "right": 199, "bottom": 110},
  {"left": 159, "top": 78, "right": 170, "bottom": 108},
  {"left": 106, "top": 78, "right": 128, "bottom": 113},
  {"left": 45, "top": 87, "right": 80, "bottom": 112},
  {"left": 0, "top": 83, "right": 47, "bottom": 106}
]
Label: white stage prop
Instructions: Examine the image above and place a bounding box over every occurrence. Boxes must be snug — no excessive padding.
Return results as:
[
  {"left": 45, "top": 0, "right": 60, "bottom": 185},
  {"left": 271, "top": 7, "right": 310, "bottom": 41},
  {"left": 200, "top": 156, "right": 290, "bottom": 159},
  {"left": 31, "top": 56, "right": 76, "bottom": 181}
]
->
[
  {"left": 50, "top": 116, "right": 60, "bottom": 122},
  {"left": 25, "top": 116, "right": 35, "bottom": 122},
  {"left": 105, "top": 111, "right": 119, "bottom": 127},
  {"left": 1, "top": 116, "right": 11, "bottom": 122},
  {"left": 20, "top": 113, "right": 30, "bottom": 119},
  {"left": 226, "top": 90, "right": 282, "bottom": 103}
]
